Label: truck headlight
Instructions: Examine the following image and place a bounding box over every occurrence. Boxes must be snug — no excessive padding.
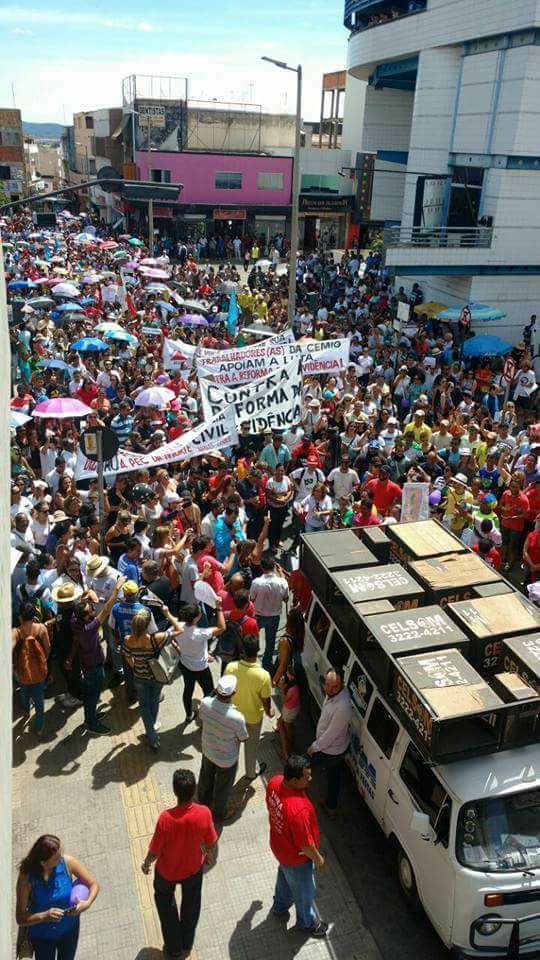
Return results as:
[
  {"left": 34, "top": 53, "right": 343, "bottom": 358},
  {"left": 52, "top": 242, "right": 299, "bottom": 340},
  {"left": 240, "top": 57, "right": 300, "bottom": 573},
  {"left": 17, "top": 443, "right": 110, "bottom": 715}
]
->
[{"left": 477, "top": 916, "right": 502, "bottom": 936}]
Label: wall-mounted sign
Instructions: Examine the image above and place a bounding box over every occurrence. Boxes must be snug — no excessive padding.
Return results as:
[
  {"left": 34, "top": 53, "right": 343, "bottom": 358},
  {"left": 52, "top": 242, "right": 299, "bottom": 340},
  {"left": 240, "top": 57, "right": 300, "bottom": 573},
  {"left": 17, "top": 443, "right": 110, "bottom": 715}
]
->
[
  {"left": 213, "top": 208, "right": 246, "bottom": 220},
  {"left": 299, "top": 194, "right": 354, "bottom": 213},
  {"left": 355, "top": 152, "right": 376, "bottom": 223}
]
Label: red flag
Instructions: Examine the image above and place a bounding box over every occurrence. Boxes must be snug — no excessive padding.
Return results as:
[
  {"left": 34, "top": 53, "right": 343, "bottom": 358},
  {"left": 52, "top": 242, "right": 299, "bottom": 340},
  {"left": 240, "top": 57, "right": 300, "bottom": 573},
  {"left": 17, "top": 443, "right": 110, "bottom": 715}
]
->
[{"left": 126, "top": 293, "right": 138, "bottom": 319}]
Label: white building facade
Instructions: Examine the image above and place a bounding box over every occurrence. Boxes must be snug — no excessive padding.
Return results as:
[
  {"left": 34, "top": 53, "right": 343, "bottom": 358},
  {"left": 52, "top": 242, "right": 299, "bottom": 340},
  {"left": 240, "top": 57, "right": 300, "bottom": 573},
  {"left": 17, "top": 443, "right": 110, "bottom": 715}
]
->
[{"left": 345, "top": 0, "right": 540, "bottom": 340}]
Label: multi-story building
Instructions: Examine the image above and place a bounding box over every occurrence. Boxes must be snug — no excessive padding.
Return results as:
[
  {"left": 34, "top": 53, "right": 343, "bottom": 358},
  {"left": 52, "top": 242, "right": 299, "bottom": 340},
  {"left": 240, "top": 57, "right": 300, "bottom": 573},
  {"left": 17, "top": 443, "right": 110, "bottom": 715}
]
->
[
  {"left": 0, "top": 108, "right": 26, "bottom": 202},
  {"left": 68, "top": 108, "right": 124, "bottom": 221},
  {"left": 24, "top": 138, "right": 63, "bottom": 192},
  {"left": 344, "top": 0, "right": 540, "bottom": 339}
]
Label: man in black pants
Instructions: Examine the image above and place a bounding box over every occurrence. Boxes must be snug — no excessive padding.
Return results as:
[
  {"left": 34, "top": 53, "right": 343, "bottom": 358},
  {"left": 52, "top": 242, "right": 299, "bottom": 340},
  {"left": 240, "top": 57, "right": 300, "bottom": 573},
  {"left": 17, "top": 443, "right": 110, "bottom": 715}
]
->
[{"left": 142, "top": 769, "right": 218, "bottom": 960}]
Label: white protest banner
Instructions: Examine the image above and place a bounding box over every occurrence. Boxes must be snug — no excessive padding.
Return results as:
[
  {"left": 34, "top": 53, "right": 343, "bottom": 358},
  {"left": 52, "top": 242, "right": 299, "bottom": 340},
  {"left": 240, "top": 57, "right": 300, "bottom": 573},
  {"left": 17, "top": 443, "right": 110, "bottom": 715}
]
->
[
  {"left": 195, "top": 331, "right": 294, "bottom": 386},
  {"left": 200, "top": 358, "right": 303, "bottom": 433},
  {"left": 297, "top": 337, "right": 350, "bottom": 375},
  {"left": 163, "top": 337, "right": 198, "bottom": 370},
  {"left": 195, "top": 331, "right": 347, "bottom": 385},
  {"left": 75, "top": 406, "right": 237, "bottom": 479},
  {"left": 142, "top": 326, "right": 163, "bottom": 338},
  {"left": 401, "top": 483, "right": 430, "bottom": 522}
]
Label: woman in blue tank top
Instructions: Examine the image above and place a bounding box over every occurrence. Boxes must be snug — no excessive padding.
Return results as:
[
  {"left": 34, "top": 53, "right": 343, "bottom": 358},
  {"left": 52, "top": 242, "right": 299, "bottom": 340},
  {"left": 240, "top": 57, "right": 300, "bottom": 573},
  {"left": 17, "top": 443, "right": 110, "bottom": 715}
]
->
[{"left": 16, "top": 834, "right": 99, "bottom": 960}]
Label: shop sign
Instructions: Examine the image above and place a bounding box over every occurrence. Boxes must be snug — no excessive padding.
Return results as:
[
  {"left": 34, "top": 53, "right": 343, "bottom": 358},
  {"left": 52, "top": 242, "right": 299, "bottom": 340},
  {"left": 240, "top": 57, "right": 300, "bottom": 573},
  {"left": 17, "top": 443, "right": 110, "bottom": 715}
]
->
[
  {"left": 299, "top": 195, "right": 354, "bottom": 213},
  {"left": 213, "top": 208, "right": 246, "bottom": 220}
]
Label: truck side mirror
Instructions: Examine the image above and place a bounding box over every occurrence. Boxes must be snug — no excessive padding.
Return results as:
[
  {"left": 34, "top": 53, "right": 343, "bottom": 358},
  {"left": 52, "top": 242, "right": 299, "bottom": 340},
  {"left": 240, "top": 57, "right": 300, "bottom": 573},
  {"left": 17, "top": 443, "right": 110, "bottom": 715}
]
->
[{"left": 410, "top": 810, "right": 434, "bottom": 841}]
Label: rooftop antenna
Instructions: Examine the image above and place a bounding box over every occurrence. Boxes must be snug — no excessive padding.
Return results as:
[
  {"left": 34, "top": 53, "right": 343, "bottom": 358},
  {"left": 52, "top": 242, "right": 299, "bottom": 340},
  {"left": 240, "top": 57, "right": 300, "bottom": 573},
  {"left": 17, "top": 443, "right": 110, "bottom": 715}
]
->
[{"left": 11, "top": 82, "right": 16, "bottom": 108}]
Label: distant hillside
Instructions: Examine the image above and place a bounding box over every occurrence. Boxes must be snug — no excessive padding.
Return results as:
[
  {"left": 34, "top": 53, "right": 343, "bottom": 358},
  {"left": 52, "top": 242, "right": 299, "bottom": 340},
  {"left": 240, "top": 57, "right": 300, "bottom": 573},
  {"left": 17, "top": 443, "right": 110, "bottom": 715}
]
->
[{"left": 23, "top": 122, "right": 64, "bottom": 139}]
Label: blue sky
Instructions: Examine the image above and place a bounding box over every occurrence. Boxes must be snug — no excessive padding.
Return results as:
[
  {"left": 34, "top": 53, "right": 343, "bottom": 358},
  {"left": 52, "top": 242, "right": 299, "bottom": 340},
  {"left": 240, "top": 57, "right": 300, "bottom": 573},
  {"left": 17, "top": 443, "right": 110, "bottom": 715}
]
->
[{"left": 0, "top": 0, "right": 346, "bottom": 123}]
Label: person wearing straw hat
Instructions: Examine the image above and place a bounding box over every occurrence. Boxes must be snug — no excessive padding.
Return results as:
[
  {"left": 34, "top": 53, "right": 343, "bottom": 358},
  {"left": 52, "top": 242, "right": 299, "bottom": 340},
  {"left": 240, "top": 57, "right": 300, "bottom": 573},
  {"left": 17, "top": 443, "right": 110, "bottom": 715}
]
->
[
  {"left": 442, "top": 473, "right": 473, "bottom": 534},
  {"left": 51, "top": 581, "right": 84, "bottom": 708}
]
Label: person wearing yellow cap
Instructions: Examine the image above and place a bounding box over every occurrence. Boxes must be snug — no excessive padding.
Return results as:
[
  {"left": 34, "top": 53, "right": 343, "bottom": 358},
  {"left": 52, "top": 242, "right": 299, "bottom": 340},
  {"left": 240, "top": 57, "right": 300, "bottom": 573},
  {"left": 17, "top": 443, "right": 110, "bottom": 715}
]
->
[{"left": 109, "top": 581, "right": 158, "bottom": 704}]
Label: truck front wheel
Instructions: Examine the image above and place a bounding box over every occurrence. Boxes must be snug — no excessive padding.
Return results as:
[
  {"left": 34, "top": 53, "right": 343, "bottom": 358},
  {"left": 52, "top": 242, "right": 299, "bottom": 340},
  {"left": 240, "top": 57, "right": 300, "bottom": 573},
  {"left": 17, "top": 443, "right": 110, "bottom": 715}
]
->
[{"left": 397, "top": 848, "right": 420, "bottom": 911}]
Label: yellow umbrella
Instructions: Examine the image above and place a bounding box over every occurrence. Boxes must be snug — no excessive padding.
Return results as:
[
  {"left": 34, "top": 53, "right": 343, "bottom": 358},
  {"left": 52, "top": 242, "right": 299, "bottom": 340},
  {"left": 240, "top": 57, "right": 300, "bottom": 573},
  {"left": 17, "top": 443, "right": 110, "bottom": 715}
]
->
[{"left": 414, "top": 301, "right": 447, "bottom": 318}]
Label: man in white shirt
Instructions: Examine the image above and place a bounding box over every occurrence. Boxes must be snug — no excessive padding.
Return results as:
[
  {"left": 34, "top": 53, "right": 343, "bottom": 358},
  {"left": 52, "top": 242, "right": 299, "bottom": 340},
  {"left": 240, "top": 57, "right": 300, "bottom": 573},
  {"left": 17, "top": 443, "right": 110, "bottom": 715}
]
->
[
  {"left": 249, "top": 551, "right": 288, "bottom": 672},
  {"left": 46, "top": 457, "right": 74, "bottom": 494},
  {"left": 291, "top": 457, "right": 325, "bottom": 500},
  {"left": 283, "top": 424, "right": 304, "bottom": 453},
  {"left": 327, "top": 455, "right": 359, "bottom": 501},
  {"left": 307, "top": 669, "right": 352, "bottom": 816}
]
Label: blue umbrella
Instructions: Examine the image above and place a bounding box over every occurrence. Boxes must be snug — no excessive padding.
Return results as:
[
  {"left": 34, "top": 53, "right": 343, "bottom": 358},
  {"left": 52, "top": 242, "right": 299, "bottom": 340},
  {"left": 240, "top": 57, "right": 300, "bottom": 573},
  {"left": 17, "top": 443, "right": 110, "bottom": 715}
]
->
[
  {"left": 437, "top": 302, "right": 506, "bottom": 324},
  {"left": 104, "top": 329, "right": 138, "bottom": 345},
  {"left": 8, "top": 279, "right": 34, "bottom": 290},
  {"left": 463, "top": 334, "right": 512, "bottom": 358},
  {"left": 70, "top": 337, "right": 108, "bottom": 352},
  {"left": 155, "top": 300, "right": 177, "bottom": 314},
  {"left": 38, "top": 358, "right": 71, "bottom": 371},
  {"left": 80, "top": 296, "right": 96, "bottom": 306},
  {"left": 56, "top": 302, "right": 83, "bottom": 312}
]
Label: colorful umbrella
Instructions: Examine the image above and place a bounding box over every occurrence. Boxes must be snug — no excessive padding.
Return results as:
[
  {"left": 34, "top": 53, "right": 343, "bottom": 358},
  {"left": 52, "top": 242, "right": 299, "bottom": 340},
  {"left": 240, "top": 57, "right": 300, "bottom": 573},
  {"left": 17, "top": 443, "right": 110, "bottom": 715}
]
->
[
  {"left": 70, "top": 337, "right": 108, "bottom": 352},
  {"left": 462, "top": 334, "right": 512, "bottom": 358},
  {"left": 155, "top": 300, "right": 177, "bottom": 314},
  {"left": 27, "top": 297, "right": 55, "bottom": 310},
  {"left": 104, "top": 329, "right": 138, "bottom": 345},
  {"left": 100, "top": 240, "right": 118, "bottom": 250},
  {"left": 182, "top": 299, "right": 209, "bottom": 315},
  {"left": 32, "top": 397, "right": 93, "bottom": 418},
  {"left": 37, "top": 358, "right": 71, "bottom": 371},
  {"left": 140, "top": 268, "right": 170, "bottom": 279},
  {"left": 181, "top": 314, "right": 208, "bottom": 327},
  {"left": 134, "top": 386, "right": 175, "bottom": 408},
  {"left": 81, "top": 274, "right": 103, "bottom": 284},
  {"left": 95, "top": 321, "right": 124, "bottom": 333},
  {"left": 52, "top": 282, "right": 79, "bottom": 298},
  {"left": 8, "top": 279, "right": 34, "bottom": 289},
  {"left": 56, "top": 302, "right": 83, "bottom": 312},
  {"left": 437, "top": 302, "right": 506, "bottom": 324},
  {"left": 128, "top": 238, "right": 143, "bottom": 246},
  {"left": 10, "top": 410, "right": 33, "bottom": 428}
]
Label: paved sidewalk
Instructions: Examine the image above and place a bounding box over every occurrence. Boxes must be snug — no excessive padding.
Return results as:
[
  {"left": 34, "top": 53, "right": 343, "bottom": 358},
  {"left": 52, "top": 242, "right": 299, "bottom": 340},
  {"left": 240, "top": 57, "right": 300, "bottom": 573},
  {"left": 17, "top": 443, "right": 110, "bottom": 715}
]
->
[{"left": 13, "top": 665, "right": 382, "bottom": 960}]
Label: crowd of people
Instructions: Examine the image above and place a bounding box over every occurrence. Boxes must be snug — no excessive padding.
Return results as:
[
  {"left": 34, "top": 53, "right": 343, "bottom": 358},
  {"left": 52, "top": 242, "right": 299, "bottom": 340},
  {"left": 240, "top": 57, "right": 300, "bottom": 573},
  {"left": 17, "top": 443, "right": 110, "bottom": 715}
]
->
[{"left": 7, "top": 205, "right": 539, "bottom": 959}]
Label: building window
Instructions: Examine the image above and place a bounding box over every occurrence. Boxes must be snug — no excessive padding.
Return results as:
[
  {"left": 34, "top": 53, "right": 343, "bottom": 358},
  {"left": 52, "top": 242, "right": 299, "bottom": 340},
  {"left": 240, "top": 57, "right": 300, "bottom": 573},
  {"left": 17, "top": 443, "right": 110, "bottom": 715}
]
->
[
  {"left": 151, "top": 169, "right": 171, "bottom": 184},
  {"left": 215, "top": 171, "right": 242, "bottom": 190},
  {"left": 85, "top": 116, "right": 94, "bottom": 129},
  {"left": 0, "top": 165, "right": 11, "bottom": 179},
  {"left": 257, "top": 172, "right": 284, "bottom": 190},
  {"left": 0, "top": 129, "right": 21, "bottom": 147}
]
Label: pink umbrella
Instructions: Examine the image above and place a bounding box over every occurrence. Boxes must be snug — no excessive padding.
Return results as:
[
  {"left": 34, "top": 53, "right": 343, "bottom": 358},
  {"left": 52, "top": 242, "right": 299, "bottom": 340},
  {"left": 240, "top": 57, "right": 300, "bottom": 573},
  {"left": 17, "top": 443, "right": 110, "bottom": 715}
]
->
[
  {"left": 118, "top": 234, "right": 131, "bottom": 240},
  {"left": 32, "top": 398, "right": 93, "bottom": 419},
  {"left": 100, "top": 240, "right": 118, "bottom": 250},
  {"left": 124, "top": 260, "right": 140, "bottom": 269},
  {"left": 139, "top": 257, "right": 160, "bottom": 266},
  {"left": 141, "top": 268, "right": 170, "bottom": 280}
]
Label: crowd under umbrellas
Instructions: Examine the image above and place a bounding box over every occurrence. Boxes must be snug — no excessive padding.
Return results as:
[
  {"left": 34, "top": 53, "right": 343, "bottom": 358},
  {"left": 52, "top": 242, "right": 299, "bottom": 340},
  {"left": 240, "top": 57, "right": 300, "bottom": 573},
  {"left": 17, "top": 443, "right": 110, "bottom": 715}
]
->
[{"left": 5, "top": 204, "right": 540, "bottom": 960}]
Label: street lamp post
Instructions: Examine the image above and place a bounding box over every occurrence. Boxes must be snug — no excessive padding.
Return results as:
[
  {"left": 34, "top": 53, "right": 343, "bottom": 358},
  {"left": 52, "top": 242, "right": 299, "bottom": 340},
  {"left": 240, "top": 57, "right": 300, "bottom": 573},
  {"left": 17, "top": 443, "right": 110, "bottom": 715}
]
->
[{"left": 261, "top": 56, "right": 302, "bottom": 325}]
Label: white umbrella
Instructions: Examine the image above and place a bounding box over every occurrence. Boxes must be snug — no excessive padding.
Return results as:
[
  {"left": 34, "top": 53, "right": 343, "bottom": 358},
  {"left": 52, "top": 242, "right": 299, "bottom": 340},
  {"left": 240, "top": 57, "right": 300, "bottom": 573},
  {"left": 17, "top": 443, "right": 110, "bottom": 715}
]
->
[
  {"left": 52, "top": 282, "right": 79, "bottom": 298},
  {"left": 95, "top": 321, "right": 125, "bottom": 333},
  {"left": 134, "top": 386, "right": 175, "bottom": 409}
]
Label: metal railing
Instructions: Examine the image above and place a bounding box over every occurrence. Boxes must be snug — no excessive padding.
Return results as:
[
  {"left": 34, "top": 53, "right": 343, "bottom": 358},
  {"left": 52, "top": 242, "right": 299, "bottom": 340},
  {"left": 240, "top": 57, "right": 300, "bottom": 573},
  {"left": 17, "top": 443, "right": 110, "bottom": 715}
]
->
[{"left": 384, "top": 225, "right": 493, "bottom": 249}]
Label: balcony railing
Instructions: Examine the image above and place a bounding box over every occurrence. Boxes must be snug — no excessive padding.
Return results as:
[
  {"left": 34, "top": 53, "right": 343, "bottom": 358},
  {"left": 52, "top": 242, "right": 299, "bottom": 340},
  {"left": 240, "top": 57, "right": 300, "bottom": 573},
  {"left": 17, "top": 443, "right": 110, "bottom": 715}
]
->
[
  {"left": 384, "top": 225, "right": 493, "bottom": 249},
  {"left": 345, "top": 0, "right": 426, "bottom": 32}
]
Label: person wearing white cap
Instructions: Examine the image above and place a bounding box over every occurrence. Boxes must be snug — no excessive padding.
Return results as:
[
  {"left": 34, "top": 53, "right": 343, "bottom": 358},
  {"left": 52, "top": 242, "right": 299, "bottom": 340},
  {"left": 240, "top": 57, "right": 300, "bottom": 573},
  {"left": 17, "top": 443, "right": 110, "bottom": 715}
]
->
[
  {"left": 442, "top": 473, "right": 473, "bottom": 534},
  {"left": 197, "top": 674, "right": 248, "bottom": 822}
]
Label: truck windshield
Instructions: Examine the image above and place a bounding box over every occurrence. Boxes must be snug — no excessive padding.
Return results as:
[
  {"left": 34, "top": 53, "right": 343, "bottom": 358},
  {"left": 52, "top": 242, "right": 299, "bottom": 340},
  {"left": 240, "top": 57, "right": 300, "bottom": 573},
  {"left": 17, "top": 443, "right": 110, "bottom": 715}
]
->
[{"left": 457, "top": 789, "right": 540, "bottom": 872}]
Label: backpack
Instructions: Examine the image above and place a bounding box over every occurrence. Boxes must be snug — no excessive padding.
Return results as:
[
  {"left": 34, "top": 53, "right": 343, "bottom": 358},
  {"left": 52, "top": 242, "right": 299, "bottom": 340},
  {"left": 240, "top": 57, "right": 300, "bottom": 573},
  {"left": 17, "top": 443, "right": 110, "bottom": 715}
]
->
[
  {"left": 215, "top": 616, "right": 247, "bottom": 660},
  {"left": 19, "top": 584, "right": 47, "bottom": 623},
  {"left": 13, "top": 625, "right": 48, "bottom": 685}
]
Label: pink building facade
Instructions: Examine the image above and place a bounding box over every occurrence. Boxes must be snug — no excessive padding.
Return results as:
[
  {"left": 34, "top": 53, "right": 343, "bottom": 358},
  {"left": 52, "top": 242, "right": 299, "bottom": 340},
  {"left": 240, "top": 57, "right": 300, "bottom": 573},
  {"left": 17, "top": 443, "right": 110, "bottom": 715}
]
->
[{"left": 132, "top": 150, "right": 293, "bottom": 243}]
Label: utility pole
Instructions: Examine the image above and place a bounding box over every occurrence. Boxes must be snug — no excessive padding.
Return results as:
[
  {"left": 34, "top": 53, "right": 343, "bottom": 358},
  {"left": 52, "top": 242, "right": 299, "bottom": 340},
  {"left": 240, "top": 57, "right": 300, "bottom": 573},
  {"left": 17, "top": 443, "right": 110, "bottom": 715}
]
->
[
  {"left": 147, "top": 119, "right": 153, "bottom": 255},
  {"left": 261, "top": 57, "right": 302, "bottom": 325}
]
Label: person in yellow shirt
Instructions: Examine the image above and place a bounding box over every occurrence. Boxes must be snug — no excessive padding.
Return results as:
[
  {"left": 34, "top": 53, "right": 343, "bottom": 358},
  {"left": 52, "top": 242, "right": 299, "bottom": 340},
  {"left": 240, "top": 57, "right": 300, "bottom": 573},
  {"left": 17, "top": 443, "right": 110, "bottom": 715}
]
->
[
  {"left": 442, "top": 473, "right": 474, "bottom": 533},
  {"left": 403, "top": 409, "right": 432, "bottom": 445},
  {"left": 465, "top": 423, "right": 488, "bottom": 467},
  {"left": 225, "top": 634, "right": 273, "bottom": 780}
]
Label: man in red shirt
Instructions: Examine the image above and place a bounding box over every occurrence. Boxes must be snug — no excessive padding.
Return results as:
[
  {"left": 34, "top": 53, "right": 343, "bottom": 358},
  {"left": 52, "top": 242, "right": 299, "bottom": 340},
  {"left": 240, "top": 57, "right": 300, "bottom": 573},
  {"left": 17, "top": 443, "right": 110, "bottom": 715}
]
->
[
  {"left": 364, "top": 464, "right": 402, "bottom": 516},
  {"left": 266, "top": 755, "right": 328, "bottom": 937},
  {"left": 500, "top": 477, "right": 530, "bottom": 569},
  {"left": 291, "top": 436, "right": 321, "bottom": 470},
  {"left": 142, "top": 769, "right": 217, "bottom": 960}
]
